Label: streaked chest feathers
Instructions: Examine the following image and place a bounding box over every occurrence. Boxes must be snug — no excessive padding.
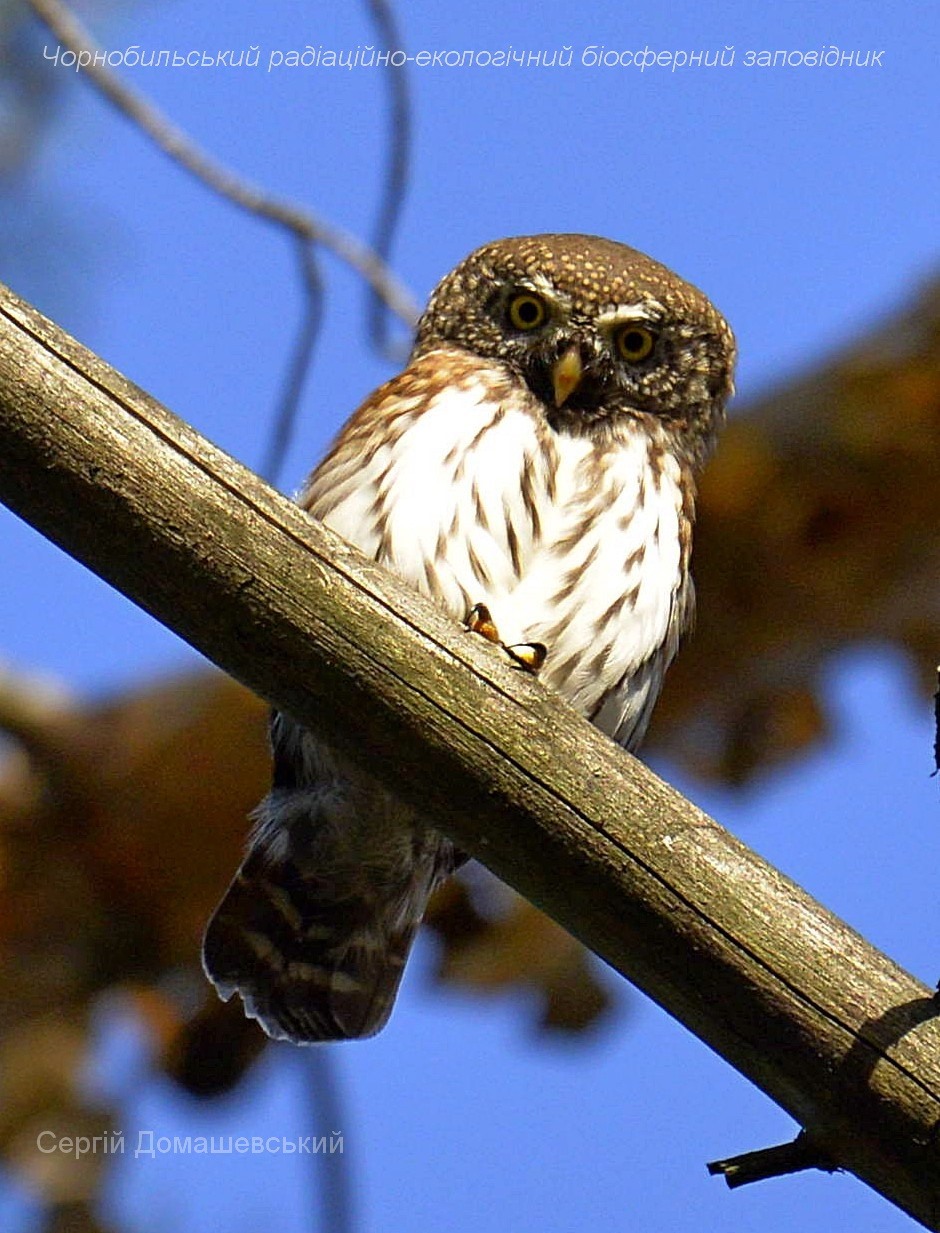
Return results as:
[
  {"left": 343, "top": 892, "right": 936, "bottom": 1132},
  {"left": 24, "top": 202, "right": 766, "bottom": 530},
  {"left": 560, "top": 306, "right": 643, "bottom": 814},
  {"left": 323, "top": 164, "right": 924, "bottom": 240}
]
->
[{"left": 305, "top": 358, "right": 692, "bottom": 750}]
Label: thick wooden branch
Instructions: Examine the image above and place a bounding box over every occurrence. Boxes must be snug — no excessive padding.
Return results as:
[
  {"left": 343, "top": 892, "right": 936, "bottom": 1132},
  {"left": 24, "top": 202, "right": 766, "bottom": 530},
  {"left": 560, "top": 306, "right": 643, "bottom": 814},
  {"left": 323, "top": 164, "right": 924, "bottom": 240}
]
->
[{"left": 2, "top": 282, "right": 940, "bottom": 1228}]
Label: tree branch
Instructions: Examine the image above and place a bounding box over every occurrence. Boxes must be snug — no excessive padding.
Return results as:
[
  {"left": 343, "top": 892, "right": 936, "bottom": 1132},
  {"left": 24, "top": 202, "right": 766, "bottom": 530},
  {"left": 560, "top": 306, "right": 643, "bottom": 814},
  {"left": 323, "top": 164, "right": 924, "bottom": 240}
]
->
[
  {"left": 2, "top": 281, "right": 940, "bottom": 1228},
  {"left": 708, "top": 1130, "right": 839, "bottom": 1189}
]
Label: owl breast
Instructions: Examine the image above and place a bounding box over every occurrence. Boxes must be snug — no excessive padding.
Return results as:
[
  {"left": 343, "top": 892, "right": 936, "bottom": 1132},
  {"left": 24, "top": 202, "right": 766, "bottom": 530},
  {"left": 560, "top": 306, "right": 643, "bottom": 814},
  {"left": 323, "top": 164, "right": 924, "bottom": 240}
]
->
[{"left": 305, "top": 351, "right": 692, "bottom": 751}]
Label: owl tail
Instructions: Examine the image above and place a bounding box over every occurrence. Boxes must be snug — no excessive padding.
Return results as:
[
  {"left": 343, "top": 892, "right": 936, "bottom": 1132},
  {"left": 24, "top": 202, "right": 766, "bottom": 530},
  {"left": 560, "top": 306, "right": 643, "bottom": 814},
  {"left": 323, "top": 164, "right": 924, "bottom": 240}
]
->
[{"left": 202, "top": 842, "right": 440, "bottom": 1044}]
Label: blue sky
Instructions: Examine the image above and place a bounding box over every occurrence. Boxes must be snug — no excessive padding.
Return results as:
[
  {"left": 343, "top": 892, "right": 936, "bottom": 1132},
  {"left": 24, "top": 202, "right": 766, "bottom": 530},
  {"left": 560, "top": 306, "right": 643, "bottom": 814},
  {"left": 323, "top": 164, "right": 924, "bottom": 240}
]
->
[{"left": 1, "top": 0, "right": 938, "bottom": 1229}]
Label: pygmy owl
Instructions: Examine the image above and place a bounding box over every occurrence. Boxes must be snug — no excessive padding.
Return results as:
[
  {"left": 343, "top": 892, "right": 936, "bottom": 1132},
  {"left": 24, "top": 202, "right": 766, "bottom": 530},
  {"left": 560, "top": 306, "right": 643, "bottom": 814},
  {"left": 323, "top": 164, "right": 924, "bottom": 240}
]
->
[{"left": 203, "top": 234, "right": 735, "bottom": 1042}]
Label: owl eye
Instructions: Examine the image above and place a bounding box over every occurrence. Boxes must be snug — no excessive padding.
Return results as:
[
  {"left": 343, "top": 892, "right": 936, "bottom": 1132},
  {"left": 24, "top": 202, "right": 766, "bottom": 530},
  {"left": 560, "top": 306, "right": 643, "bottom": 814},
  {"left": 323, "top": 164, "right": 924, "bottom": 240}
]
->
[
  {"left": 615, "top": 324, "right": 657, "bottom": 363},
  {"left": 507, "top": 293, "right": 548, "bottom": 331}
]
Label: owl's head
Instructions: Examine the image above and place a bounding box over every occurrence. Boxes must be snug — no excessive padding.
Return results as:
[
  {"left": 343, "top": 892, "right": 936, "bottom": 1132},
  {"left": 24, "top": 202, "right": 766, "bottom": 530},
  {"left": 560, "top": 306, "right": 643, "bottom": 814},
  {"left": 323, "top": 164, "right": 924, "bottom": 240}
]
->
[{"left": 413, "top": 234, "right": 736, "bottom": 467}]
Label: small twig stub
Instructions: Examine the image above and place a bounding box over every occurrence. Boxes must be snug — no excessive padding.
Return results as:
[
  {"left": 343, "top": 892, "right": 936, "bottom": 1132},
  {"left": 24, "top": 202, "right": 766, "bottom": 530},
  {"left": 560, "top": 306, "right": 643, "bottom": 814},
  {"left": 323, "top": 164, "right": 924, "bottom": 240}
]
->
[{"left": 707, "top": 1131, "right": 840, "bottom": 1190}]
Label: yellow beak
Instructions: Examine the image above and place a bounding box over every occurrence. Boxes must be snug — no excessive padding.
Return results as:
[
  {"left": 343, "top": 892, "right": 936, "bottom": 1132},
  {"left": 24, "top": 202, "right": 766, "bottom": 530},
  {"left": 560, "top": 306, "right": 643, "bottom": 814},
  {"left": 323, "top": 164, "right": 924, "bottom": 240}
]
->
[{"left": 551, "top": 346, "right": 583, "bottom": 408}]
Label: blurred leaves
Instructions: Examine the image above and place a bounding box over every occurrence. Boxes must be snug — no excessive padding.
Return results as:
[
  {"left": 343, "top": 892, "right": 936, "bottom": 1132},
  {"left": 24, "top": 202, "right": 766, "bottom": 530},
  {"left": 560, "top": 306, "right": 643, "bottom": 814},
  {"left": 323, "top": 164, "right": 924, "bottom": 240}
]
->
[
  {"left": 424, "top": 878, "right": 611, "bottom": 1033},
  {"left": 0, "top": 669, "right": 271, "bottom": 1212},
  {"left": 0, "top": 1018, "right": 111, "bottom": 1217}
]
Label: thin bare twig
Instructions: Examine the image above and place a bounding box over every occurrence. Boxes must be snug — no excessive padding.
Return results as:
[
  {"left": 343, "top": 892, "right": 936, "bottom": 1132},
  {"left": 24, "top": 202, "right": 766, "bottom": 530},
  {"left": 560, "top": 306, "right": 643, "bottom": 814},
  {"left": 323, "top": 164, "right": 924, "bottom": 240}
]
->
[
  {"left": 708, "top": 1131, "right": 839, "bottom": 1189},
  {"left": 307, "top": 1050, "right": 356, "bottom": 1233},
  {"left": 27, "top": 0, "right": 419, "bottom": 327},
  {"left": 364, "top": 0, "right": 412, "bottom": 362},
  {"left": 258, "top": 236, "right": 325, "bottom": 484},
  {"left": 26, "top": 0, "right": 421, "bottom": 484}
]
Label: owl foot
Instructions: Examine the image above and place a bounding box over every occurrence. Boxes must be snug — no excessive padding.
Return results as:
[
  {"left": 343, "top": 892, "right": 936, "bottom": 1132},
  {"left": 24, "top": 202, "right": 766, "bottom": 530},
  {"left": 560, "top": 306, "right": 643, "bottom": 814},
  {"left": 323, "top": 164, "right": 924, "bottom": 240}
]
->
[
  {"left": 504, "top": 642, "right": 547, "bottom": 673},
  {"left": 465, "top": 603, "right": 501, "bottom": 644},
  {"left": 465, "top": 604, "right": 546, "bottom": 675}
]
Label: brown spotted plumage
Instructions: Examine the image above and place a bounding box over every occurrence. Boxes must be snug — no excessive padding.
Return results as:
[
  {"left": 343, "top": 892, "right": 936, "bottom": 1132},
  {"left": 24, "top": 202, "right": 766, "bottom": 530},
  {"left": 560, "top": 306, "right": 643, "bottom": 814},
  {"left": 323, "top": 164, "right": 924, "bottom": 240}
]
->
[{"left": 203, "top": 234, "right": 735, "bottom": 1043}]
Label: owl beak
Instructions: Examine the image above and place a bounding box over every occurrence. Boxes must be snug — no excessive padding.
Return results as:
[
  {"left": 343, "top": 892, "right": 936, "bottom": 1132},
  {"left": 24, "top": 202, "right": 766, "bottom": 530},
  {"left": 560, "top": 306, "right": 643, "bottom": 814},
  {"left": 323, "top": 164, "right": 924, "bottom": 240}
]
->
[{"left": 551, "top": 346, "right": 583, "bottom": 407}]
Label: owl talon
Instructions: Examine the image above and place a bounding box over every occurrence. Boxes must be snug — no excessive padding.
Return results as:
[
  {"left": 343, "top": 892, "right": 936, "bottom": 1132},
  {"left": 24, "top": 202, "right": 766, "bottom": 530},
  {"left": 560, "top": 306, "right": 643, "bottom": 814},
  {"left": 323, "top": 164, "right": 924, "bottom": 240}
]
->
[
  {"left": 466, "top": 603, "right": 502, "bottom": 645},
  {"left": 505, "top": 642, "right": 547, "bottom": 673},
  {"left": 467, "top": 605, "right": 545, "bottom": 673}
]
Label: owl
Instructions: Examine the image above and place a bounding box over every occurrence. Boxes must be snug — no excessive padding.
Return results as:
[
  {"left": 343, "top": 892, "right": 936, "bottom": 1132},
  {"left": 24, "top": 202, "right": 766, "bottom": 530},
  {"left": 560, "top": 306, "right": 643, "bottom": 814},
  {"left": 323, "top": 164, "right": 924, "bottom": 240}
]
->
[{"left": 203, "top": 234, "right": 735, "bottom": 1043}]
